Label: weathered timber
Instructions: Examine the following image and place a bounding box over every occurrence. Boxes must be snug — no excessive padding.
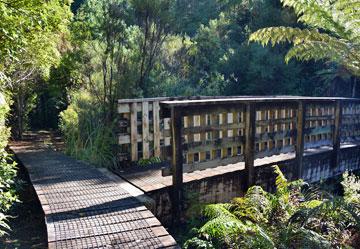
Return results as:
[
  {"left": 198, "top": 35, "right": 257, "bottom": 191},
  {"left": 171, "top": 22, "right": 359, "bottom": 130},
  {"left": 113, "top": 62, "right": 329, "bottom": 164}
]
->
[
  {"left": 332, "top": 100, "right": 342, "bottom": 168},
  {"left": 244, "top": 103, "right": 256, "bottom": 187},
  {"left": 170, "top": 107, "right": 183, "bottom": 223},
  {"left": 122, "top": 97, "right": 360, "bottom": 175},
  {"left": 130, "top": 102, "right": 138, "bottom": 161},
  {"left": 142, "top": 101, "right": 150, "bottom": 159},
  {"left": 296, "top": 101, "right": 306, "bottom": 178},
  {"left": 11, "top": 138, "right": 178, "bottom": 249},
  {"left": 153, "top": 101, "right": 161, "bottom": 157}
]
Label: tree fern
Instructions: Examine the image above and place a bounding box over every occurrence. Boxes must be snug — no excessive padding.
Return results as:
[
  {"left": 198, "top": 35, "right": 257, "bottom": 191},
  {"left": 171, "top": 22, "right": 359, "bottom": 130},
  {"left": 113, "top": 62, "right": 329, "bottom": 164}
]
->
[{"left": 249, "top": 0, "right": 360, "bottom": 77}]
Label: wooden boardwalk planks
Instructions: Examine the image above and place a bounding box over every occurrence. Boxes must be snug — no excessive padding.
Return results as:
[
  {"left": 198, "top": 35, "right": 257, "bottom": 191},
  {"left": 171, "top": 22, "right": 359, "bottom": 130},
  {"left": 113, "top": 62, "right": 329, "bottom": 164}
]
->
[{"left": 10, "top": 141, "right": 178, "bottom": 249}]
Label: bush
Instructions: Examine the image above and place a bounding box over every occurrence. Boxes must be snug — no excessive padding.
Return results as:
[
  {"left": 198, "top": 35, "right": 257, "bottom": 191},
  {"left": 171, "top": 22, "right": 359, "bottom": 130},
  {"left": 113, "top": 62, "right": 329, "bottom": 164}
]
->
[
  {"left": 59, "top": 92, "right": 117, "bottom": 169},
  {"left": 0, "top": 94, "right": 18, "bottom": 236}
]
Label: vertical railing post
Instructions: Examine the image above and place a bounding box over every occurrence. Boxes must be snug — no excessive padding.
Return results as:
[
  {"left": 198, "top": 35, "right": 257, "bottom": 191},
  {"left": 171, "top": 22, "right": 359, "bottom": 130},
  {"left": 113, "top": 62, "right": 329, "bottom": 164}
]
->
[
  {"left": 332, "top": 100, "right": 342, "bottom": 169},
  {"left": 244, "top": 103, "right": 256, "bottom": 188},
  {"left": 130, "top": 102, "right": 138, "bottom": 161},
  {"left": 296, "top": 101, "right": 306, "bottom": 179},
  {"left": 153, "top": 101, "right": 161, "bottom": 157},
  {"left": 170, "top": 107, "right": 183, "bottom": 224},
  {"left": 142, "top": 101, "right": 150, "bottom": 159}
]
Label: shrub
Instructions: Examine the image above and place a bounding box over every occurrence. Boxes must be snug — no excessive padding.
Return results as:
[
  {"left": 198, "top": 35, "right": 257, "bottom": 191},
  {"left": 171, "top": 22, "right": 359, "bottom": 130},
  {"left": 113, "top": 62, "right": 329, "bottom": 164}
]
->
[
  {"left": 0, "top": 94, "right": 18, "bottom": 236},
  {"left": 59, "top": 92, "right": 117, "bottom": 168}
]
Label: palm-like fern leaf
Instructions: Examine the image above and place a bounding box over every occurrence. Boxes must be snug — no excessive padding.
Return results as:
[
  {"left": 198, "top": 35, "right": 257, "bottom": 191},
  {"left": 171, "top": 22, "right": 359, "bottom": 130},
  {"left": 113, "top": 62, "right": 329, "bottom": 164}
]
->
[
  {"left": 202, "top": 203, "right": 234, "bottom": 219},
  {"left": 249, "top": 0, "right": 360, "bottom": 77}
]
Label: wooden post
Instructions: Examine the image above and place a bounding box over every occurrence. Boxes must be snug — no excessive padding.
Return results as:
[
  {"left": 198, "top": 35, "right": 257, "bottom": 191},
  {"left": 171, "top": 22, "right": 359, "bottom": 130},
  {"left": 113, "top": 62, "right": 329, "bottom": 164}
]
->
[
  {"left": 130, "top": 102, "right": 138, "bottom": 161},
  {"left": 296, "top": 101, "right": 306, "bottom": 179},
  {"left": 244, "top": 103, "right": 256, "bottom": 188},
  {"left": 200, "top": 114, "right": 207, "bottom": 161},
  {"left": 211, "top": 113, "right": 220, "bottom": 159},
  {"left": 170, "top": 107, "right": 183, "bottom": 224},
  {"left": 142, "top": 101, "right": 150, "bottom": 159},
  {"left": 153, "top": 101, "right": 161, "bottom": 157},
  {"left": 332, "top": 100, "right": 342, "bottom": 169}
]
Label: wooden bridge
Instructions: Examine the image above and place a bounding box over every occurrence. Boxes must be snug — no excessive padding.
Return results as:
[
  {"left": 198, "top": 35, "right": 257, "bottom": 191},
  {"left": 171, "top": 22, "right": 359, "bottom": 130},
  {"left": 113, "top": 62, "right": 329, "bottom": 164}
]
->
[
  {"left": 10, "top": 138, "right": 178, "bottom": 249},
  {"left": 10, "top": 96, "right": 360, "bottom": 247},
  {"left": 117, "top": 96, "right": 360, "bottom": 223}
]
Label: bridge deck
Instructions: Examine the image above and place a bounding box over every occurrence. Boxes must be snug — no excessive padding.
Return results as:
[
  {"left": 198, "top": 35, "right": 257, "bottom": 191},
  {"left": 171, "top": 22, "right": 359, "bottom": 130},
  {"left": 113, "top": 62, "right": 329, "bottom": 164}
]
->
[
  {"left": 118, "top": 143, "right": 360, "bottom": 193},
  {"left": 10, "top": 140, "right": 177, "bottom": 249}
]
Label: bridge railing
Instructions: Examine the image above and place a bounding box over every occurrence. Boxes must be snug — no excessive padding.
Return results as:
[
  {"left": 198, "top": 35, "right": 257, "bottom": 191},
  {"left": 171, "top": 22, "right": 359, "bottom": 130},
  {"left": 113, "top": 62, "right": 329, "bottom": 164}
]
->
[
  {"left": 117, "top": 96, "right": 360, "bottom": 221},
  {"left": 118, "top": 97, "right": 360, "bottom": 171},
  {"left": 156, "top": 97, "right": 360, "bottom": 218}
]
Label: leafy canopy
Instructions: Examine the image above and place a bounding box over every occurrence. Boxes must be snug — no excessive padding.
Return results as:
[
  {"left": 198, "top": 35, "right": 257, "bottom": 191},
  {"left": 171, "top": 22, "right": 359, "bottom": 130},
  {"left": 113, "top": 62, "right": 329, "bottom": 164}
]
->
[
  {"left": 0, "top": 0, "right": 73, "bottom": 83},
  {"left": 249, "top": 0, "right": 360, "bottom": 77}
]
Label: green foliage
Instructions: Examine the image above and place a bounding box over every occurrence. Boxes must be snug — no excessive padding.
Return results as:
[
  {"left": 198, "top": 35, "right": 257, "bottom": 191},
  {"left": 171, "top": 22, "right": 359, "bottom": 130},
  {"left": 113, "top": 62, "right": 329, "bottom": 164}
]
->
[
  {"left": 137, "top": 157, "right": 162, "bottom": 167},
  {"left": 184, "top": 166, "right": 360, "bottom": 248},
  {"left": 184, "top": 237, "right": 215, "bottom": 249},
  {"left": 342, "top": 171, "right": 360, "bottom": 204},
  {"left": 0, "top": 0, "right": 73, "bottom": 138},
  {"left": 202, "top": 203, "right": 234, "bottom": 219},
  {"left": 0, "top": 96, "right": 18, "bottom": 237},
  {"left": 59, "top": 92, "right": 117, "bottom": 169},
  {"left": 232, "top": 186, "right": 271, "bottom": 223},
  {"left": 249, "top": 0, "right": 360, "bottom": 77}
]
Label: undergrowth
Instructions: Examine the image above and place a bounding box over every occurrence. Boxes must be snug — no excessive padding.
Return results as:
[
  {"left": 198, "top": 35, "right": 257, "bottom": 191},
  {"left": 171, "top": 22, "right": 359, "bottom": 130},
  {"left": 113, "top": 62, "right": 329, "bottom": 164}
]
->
[
  {"left": 184, "top": 166, "right": 360, "bottom": 249},
  {"left": 0, "top": 95, "right": 19, "bottom": 237},
  {"left": 59, "top": 92, "right": 117, "bottom": 169}
]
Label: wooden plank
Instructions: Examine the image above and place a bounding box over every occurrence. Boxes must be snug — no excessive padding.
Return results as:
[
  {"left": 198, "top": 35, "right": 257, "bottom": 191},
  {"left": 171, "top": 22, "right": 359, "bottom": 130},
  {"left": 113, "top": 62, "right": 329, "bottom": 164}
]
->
[
  {"left": 296, "top": 101, "right": 306, "bottom": 179},
  {"left": 153, "top": 101, "right": 161, "bottom": 157},
  {"left": 211, "top": 113, "right": 220, "bottom": 159},
  {"left": 118, "top": 103, "right": 130, "bottom": 114},
  {"left": 171, "top": 107, "right": 183, "bottom": 224},
  {"left": 232, "top": 111, "right": 239, "bottom": 157},
  {"left": 200, "top": 114, "right": 207, "bottom": 162},
  {"left": 118, "top": 102, "right": 154, "bottom": 114},
  {"left": 221, "top": 112, "right": 228, "bottom": 158},
  {"left": 186, "top": 115, "right": 194, "bottom": 164},
  {"left": 183, "top": 123, "right": 245, "bottom": 133},
  {"left": 184, "top": 136, "right": 245, "bottom": 154},
  {"left": 130, "top": 102, "right": 138, "bottom": 161},
  {"left": 142, "top": 102, "right": 150, "bottom": 159},
  {"left": 332, "top": 100, "right": 342, "bottom": 169},
  {"left": 244, "top": 103, "right": 256, "bottom": 188}
]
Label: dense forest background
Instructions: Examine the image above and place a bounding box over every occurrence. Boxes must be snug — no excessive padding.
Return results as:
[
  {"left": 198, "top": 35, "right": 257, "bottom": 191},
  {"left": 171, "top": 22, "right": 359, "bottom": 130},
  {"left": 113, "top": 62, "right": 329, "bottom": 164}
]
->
[
  {"left": 1, "top": 0, "right": 358, "bottom": 167},
  {"left": 27, "top": 0, "right": 357, "bottom": 132}
]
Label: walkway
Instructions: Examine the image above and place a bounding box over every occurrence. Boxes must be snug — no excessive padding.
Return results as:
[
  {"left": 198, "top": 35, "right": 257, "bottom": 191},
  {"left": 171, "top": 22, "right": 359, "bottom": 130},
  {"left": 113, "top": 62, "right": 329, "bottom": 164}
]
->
[
  {"left": 118, "top": 143, "right": 360, "bottom": 193},
  {"left": 10, "top": 139, "right": 178, "bottom": 249}
]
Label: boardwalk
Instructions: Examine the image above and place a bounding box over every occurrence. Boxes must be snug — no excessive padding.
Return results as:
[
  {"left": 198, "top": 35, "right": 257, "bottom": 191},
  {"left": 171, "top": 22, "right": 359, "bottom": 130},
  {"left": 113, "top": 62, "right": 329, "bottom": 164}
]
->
[{"left": 10, "top": 140, "right": 178, "bottom": 249}]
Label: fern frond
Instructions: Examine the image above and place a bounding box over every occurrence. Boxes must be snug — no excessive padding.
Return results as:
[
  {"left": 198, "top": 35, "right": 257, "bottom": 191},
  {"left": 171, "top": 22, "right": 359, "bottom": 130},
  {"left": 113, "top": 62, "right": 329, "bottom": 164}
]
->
[
  {"left": 199, "top": 215, "right": 248, "bottom": 242},
  {"left": 280, "top": 0, "right": 349, "bottom": 38},
  {"left": 289, "top": 227, "right": 332, "bottom": 249},
  {"left": 250, "top": 27, "right": 349, "bottom": 46},
  {"left": 202, "top": 203, "right": 234, "bottom": 219},
  {"left": 273, "top": 165, "right": 288, "bottom": 197},
  {"left": 233, "top": 186, "right": 272, "bottom": 223},
  {"left": 249, "top": 0, "right": 360, "bottom": 77}
]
